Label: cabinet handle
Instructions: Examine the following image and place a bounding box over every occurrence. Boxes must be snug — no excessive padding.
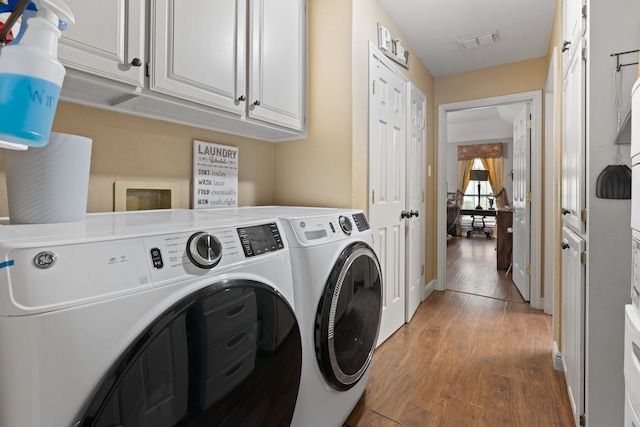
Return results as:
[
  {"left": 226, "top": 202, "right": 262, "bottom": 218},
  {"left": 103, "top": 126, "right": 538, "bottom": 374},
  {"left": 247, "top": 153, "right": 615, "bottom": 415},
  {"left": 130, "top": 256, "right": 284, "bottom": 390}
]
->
[
  {"left": 561, "top": 208, "right": 570, "bottom": 215},
  {"left": 562, "top": 41, "right": 571, "bottom": 52},
  {"left": 561, "top": 239, "right": 570, "bottom": 250},
  {"left": 401, "top": 210, "right": 410, "bottom": 219},
  {"left": 411, "top": 210, "right": 419, "bottom": 218},
  {"left": 238, "top": 95, "right": 246, "bottom": 102},
  {"left": 131, "top": 58, "right": 142, "bottom": 67},
  {"left": 253, "top": 100, "right": 261, "bottom": 106}
]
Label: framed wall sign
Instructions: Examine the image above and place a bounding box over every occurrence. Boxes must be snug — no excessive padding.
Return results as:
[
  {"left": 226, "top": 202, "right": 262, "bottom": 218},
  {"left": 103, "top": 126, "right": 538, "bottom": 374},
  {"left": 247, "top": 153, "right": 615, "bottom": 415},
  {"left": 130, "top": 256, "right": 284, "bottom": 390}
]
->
[{"left": 192, "top": 140, "right": 238, "bottom": 209}]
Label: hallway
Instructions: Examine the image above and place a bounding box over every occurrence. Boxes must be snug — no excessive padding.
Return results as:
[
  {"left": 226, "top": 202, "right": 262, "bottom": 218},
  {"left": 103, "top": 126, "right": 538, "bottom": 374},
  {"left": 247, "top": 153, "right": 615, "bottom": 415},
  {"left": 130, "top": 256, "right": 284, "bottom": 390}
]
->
[{"left": 345, "top": 237, "right": 574, "bottom": 426}]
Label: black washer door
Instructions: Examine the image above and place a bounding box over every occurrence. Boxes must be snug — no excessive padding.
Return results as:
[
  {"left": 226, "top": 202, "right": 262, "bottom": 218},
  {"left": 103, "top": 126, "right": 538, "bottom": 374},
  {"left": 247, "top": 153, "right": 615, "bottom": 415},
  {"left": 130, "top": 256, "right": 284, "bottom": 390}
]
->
[
  {"left": 315, "top": 242, "right": 383, "bottom": 391},
  {"left": 77, "top": 280, "right": 301, "bottom": 427}
]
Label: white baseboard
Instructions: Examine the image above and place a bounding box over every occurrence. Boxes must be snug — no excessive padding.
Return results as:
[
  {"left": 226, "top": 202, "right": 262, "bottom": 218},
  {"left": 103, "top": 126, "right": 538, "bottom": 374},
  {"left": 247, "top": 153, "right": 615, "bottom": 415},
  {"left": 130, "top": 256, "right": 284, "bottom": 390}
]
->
[
  {"left": 553, "top": 340, "right": 565, "bottom": 372},
  {"left": 423, "top": 279, "right": 436, "bottom": 300}
]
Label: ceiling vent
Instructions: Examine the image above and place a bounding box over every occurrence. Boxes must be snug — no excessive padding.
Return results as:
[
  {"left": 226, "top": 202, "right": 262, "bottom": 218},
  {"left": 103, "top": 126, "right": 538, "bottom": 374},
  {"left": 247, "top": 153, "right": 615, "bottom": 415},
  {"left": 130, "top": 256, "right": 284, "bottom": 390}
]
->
[{"left": 458, "top": 31, "right": 500, "bottom": 50}]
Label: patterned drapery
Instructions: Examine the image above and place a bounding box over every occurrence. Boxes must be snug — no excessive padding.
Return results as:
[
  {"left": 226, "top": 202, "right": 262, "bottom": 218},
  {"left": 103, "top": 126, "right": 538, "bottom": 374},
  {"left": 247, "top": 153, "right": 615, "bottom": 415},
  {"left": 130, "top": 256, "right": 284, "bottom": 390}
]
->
[{"left": 457, "top": 143, "right": 504, "bottom": 160}]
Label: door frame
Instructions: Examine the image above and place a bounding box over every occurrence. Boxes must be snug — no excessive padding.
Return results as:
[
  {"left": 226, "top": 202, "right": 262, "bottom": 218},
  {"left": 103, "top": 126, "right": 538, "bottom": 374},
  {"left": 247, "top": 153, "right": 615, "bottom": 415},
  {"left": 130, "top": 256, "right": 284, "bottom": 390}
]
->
[
  {"left": 544, "top": 48, "right": 558, "bottom": 316},
  {"left": 436, "top": 90, "right": 543, "bottom": 309}
]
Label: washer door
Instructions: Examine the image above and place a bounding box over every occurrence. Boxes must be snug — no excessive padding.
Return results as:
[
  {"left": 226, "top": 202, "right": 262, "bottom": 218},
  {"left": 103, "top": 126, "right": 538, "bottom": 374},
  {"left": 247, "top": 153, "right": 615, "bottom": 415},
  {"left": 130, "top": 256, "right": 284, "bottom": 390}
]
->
[
  {"left": 315, "top": 242, "right": 383, "bottom": 391},
  {"left": 77, "top": 280, "right": 301, "bottom": 427}
]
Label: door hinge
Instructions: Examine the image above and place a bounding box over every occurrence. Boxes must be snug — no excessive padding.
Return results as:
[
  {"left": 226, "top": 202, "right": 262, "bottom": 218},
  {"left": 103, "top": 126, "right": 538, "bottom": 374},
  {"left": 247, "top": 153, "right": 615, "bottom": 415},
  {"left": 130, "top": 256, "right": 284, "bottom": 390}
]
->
[
  {"left": 421, "top": 118, "right": 426, "bottom": 130},
  {"left": 526, "top": 265, "right": 531, "bottom": 275},
  {"left": 372, "top": 190, "right": 375, "bottom": 204},
  {"left": 582, "top": 46, "right": 587, "bottom": 61},
  {"left": 581, "top": 209, "right": 587, "bottom": 223},
  {"left": 526, "top": 120, "right": 532, "bottom": 130},
  {"left": 372, "top": 80, "right": 376, "bottom": 95},
  {"left": 581, "top": 252, "right": 587, "bottom": 265},
  {"left": 421, "top": 264, "right": 425, "bottom": 276},
  {"left": 582, "top": 4, "right": 587, "bottom": 19},
  {"left": 580, "top": 413, "right": 586, "bottom": 426},
  {"left": 145, "top": 62, "right": 150, "bottom": 77},
  {"left": 422, "top": 191, "right": 425, "bottom": 202},
  {"left": 526, "top": 192, "right": 532, "bottom": 202}
]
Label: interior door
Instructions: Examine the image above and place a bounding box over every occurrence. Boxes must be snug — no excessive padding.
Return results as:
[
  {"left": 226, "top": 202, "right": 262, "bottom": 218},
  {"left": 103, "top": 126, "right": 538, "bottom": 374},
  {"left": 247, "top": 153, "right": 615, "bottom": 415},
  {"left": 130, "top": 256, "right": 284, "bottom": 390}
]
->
[
  {"left": 561, "top": 36, "right": 586, "bottom": 234},
  {"left": 405, "top": 83, "right": 426, "bottom": 322},
  {"left": 512, "top": 103, "right": 531, "bottom": 301},
  {"left": 561, "top": 226, "right": 585, "bottom": 426},
  {"left": 368, "top": 46, "right": 407, "bottom": 346}
]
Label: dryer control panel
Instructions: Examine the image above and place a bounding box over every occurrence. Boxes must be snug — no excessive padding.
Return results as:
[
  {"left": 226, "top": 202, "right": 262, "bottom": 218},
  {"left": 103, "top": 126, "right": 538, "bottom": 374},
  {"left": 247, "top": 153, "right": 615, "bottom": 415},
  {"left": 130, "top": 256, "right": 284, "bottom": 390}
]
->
[{"left": 289, "top": 212, "right": 372, "bottom": 246}]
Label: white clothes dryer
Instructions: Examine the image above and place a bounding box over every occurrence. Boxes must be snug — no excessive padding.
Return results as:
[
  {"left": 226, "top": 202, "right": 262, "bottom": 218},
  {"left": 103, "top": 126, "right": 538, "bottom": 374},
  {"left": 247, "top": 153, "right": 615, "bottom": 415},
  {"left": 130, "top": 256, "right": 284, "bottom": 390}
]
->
[
  {"left": 0, "top": 209, "right": 302, "bottom": 427},
  {"left": 216, "top": 207, "right": 383, "bottom": 427}
]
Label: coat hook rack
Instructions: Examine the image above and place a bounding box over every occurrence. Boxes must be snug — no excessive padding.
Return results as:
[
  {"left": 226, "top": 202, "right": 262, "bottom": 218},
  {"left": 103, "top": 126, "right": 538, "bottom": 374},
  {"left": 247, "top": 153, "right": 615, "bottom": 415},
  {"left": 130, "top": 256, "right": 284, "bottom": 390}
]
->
[{"left": 611, "top": 49, "right": 639, "bottom": 72}]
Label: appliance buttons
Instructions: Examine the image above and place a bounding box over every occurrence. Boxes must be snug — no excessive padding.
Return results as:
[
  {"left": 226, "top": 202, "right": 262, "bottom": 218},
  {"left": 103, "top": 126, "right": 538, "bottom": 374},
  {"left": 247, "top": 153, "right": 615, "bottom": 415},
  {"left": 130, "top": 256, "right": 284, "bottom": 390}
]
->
[
  {"left": 187, "top": 232, "right": 223, "bottom": 269},
  {"left": 339, "top": 215, "right": 353, "bottom": 235},
  {"left": 150, "top": 248, "right": 164, "bottom": 269}
]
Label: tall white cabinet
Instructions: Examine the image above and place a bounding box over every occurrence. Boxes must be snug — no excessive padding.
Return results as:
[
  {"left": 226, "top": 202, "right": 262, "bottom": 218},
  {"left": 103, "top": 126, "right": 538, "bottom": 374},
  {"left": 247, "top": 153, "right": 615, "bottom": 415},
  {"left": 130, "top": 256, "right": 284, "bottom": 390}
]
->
[
  {"left": 560, "top": 0, "right": 637, "bottom": 426},
  {"left": 58, "top": 0, "right": 307, "bottom": 142}
]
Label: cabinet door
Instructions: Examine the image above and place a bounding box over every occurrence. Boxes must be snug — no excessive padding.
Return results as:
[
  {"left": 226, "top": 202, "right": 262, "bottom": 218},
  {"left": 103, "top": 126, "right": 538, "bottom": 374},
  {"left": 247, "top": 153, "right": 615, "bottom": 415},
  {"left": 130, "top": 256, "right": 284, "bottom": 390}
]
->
[
  {"left": 59, "top": 0, "right": 144, "bottom": 87},
  {"left": 151, "top": 0, "right": 246, "bottom": 115},
  {"left": 561, "top": 37, "right": 586, "bottom": 233},
  {"left": 562, "top": 0, "right": 585, "bottom": 75},
  {"left": 561, "top": 226, "right": 585, "bottom": 426},
  {"left": 248, "top": 0, "right": 306, "bottom": 131}
]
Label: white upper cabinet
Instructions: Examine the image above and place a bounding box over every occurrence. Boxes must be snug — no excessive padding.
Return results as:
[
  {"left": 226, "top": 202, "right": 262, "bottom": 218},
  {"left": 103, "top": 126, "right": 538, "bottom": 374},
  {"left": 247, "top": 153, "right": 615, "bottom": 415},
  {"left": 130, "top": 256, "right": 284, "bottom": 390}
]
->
[
  {"left": 248, "top": 0, "right": 306, "bottom": 130},
  {"left": 57, "top": 0, "right": 307, "bottom": 141},
  {"left": 59, "top": 0, "right": 144, "bottom": 88},
  {"left": 151, "top": 0, "right": 246, "bottom": 115}
]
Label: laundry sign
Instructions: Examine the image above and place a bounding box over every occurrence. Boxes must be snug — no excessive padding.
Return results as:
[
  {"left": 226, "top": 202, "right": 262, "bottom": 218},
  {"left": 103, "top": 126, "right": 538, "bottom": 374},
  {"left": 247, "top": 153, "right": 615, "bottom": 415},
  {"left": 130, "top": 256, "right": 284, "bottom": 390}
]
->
[{"left": 192, "top": 140, "right": 238, "bottom": 209}]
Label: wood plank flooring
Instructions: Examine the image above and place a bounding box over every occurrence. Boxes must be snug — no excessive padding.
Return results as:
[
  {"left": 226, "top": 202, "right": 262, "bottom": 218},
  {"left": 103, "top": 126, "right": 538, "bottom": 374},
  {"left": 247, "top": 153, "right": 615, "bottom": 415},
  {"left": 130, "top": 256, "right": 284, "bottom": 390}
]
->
[{"left": 345, "top": 237, "right": 574, "bottom": 427}]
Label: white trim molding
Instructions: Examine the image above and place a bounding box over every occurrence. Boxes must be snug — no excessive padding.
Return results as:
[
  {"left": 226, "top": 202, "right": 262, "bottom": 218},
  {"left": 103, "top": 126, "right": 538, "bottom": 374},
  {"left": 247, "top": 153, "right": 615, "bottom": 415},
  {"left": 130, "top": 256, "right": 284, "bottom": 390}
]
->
[{"left": 437, "top": 91, "right": 543, "bottom": 311}]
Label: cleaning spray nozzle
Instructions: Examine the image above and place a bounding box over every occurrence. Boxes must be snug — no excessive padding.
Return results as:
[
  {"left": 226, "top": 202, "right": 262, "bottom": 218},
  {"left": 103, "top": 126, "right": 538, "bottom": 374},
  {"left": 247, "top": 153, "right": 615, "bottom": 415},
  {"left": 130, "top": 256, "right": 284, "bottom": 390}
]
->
[{"left": 32, "top": 0, "right": 74, "bottom": 27}]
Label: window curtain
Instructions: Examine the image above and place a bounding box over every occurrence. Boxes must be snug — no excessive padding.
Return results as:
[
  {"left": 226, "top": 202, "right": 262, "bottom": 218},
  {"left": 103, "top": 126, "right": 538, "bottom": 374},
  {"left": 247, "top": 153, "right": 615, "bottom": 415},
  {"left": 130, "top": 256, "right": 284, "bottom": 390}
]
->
[
  {"left": 457, "top": 159, "right": 473, "bottom": 206},
  {"left": 480, "top": 157, "right": 507, "bottom": 207}
]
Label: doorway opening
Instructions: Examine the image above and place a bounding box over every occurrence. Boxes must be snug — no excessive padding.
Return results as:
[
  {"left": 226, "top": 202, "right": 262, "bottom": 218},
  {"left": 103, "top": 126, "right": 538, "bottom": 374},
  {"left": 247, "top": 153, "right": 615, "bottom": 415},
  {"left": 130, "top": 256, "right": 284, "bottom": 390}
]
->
[{"left": 437, "top": 91, "right": 543, "bottom": 309}]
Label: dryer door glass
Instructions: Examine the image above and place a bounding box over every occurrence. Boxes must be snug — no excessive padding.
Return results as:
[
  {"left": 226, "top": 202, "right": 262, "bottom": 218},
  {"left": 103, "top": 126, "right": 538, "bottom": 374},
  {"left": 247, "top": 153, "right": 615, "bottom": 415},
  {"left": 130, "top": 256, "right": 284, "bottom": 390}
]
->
[
  {"left": 315, "top": 242, "right": 383, "bottom": 390},
  {"left": 77, "top": 280, "right": 302, "bottom": 427}
]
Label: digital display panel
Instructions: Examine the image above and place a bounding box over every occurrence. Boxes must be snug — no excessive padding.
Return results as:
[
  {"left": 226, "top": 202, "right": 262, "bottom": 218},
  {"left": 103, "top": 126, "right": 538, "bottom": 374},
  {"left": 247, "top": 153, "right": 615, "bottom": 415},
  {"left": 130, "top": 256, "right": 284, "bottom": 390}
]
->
[{"left": 237, "top": 223, "right": 283, "bottom": 257}]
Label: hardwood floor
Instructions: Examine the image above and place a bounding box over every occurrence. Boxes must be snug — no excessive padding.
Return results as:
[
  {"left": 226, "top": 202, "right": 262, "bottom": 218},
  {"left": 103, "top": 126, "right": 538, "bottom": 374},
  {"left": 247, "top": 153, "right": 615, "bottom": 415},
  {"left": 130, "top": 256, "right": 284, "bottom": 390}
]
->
[{"left": 345, "top": 237, "right": 574, "bottom": 426}]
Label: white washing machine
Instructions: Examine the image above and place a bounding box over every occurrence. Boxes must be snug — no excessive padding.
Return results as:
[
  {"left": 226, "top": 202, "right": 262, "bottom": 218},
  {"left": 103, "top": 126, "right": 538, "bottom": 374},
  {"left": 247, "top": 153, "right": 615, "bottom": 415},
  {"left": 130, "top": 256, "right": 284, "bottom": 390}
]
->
[
  {"left": 215, "top": 206, "right": 383, "bottom": 427},
  {"left": 0, "top": 209, "right": 302, "bottom": 427}
]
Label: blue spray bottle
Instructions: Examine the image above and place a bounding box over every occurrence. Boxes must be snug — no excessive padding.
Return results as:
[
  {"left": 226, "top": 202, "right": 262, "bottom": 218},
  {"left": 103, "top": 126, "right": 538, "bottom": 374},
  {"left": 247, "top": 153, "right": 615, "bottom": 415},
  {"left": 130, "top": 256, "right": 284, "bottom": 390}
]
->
[{"left": 0, "top": 0, "right": 73, "bottom": 149}]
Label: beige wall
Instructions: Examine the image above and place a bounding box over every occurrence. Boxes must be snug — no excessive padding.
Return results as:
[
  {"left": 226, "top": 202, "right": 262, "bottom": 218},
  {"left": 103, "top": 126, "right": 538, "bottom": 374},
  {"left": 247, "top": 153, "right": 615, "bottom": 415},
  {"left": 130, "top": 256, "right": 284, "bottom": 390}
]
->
[
  {"left": 274, "top": 0, "right": 437, "bottom": 282},
  {"left": 435, "top": 56, "right": 549, "bottom": 107},
  {"left": 0, "top": 102, "right": 276, "bottom": 216},
  {"left": 273, "top": 0, "right": 353, "bottom": 208}
]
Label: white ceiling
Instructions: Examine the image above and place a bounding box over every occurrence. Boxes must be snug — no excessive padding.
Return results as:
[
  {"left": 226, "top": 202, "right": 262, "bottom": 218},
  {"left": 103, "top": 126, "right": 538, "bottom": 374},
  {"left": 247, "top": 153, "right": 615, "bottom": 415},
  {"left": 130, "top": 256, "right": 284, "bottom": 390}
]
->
[
  {"left": 373, "top": 1, "right": 554, "bottom": 139},
  {"left": 447, "top": 103, "right": 523, "bottom": 144},
  {"left": 375, "top": 0, "right": 556, "bottom": 77}
]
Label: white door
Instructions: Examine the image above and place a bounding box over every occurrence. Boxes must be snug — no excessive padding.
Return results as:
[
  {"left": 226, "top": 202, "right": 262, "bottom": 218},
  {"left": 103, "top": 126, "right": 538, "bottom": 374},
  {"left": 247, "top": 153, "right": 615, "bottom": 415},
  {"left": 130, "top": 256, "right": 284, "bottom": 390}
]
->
[
  {"left": 561, "top": 36, "right": 586, "bottom": 234},
  {"left": 248, "top": 0, "right": 306, "bottom": 131},
  {"left": 151, "top": 0, "right": 246, "bottom": 114},
  {"left": 405, "top": 83, "right": 426, "bottom": 322},
  {"left": 59, "top": 0, "right": 145, "bottom": 87},
  {"left": 512, "top": 104, "right": 531, "bottom": 301},
  {"left": 368, "top": 47, "right": 407, "bottom": 346},
  {"left": 561, "top": 226, "right": 585, "bottom": 426}
]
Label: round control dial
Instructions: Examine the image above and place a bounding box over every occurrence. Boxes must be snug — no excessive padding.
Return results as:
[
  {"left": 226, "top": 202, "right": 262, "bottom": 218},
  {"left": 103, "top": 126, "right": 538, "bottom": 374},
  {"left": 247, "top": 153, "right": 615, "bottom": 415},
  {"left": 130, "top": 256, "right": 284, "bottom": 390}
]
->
[
  {"left": 338, "top": 215, "right": 353, "bottom": 235},
  {"left": 186, "top": 232, "right": 222, "bottom": 269}
]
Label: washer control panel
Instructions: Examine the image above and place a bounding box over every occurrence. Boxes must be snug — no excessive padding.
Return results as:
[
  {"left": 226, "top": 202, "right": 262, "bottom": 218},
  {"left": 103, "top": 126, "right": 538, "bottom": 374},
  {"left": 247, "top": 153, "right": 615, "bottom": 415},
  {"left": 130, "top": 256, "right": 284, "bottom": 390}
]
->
[{"left": 237, "top": 223, "right": 284, "bottom": 257}]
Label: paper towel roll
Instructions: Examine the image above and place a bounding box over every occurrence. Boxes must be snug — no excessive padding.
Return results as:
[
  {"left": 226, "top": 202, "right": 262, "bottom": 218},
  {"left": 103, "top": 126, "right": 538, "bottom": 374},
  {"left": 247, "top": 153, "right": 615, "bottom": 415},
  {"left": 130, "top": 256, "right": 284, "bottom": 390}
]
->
[{"left": 4, "top": 132, "right": 92, "bottom": 224}]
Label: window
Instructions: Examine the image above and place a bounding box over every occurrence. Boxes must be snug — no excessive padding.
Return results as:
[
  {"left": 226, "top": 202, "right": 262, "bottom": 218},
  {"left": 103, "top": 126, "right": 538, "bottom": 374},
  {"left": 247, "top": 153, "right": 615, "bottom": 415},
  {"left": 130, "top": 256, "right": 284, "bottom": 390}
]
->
[{"left": 462, "top": 159, "right": 494, "bottom": 210}]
